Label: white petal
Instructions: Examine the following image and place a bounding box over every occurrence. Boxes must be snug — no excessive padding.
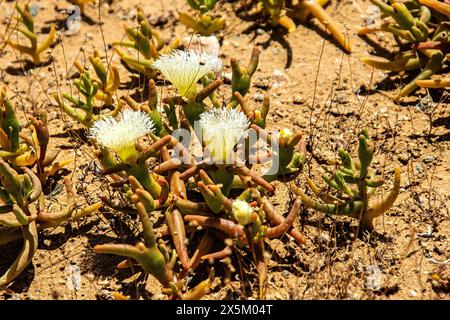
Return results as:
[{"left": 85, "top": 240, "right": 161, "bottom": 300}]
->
[
  {"left": 152, "top": 50, "right": 222, "bottom": 97},
  {"left": 199, "top": 107, "right": 250, "bottom": 163},
  {"left": 90, "top": 109, "right": 155, "bottom": 153}
]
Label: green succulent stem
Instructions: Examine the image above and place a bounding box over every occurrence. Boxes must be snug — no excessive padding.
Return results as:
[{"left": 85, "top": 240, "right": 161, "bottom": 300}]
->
[{"left": 127, "top": 163, "right": 161, "bottom": 199}]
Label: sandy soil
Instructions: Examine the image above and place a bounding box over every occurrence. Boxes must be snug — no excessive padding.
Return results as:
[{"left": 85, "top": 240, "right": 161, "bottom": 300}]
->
[{"left": 0, "top": 0, "right": 449, "bottom": 300}]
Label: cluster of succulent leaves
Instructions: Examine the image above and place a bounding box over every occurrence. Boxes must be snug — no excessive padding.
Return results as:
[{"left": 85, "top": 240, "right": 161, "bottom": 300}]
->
[
  {"left": 244, "top": 0, "right": 352, "bottom": 52},
  {"left": 359, "top": 0, "right": 450, "bottom": 99},
  {"left": 180, "top": 0, "right": 225, "bottom": 35},
  {"left": 53, "top": 50, "right": 125, "bottom": 128},
  {"left": 113, "top": 7, "right": 179, "bottom": 78},
  {"left": 293, "top": 130, "right": 401, "bottom": 231},
  {"left": 55, "top": 43, "right": 397, "bottom": 299},
  {"left": 0, "top": 87, "right": 101, "bottom": 286},
  {"left": 88, "top": 46, "right": 312, "bottom": 299},
  {"left": 6, "top": 4, "right": 56, "bottom": 65},
  {"left": 1, "top": 4, "right": 404, "bottom": 300}
]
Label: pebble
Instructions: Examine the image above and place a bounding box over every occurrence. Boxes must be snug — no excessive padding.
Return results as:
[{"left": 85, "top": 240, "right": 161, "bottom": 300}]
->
[
  {"left": 67, "top": 265, "right": 81, "bottom": 291},
  {"left": 254, "top": 93, "right": 264, "bottom": 102},
  {"left": 256, "top": 28, "right": 265, "bottom": 35},
  {"left": 415, "top": 164, "right": 423, "bottom": 173},
  {"left": 272, "top": 68, "right": 289, "bottom": 89},
  {"left": 127, "top": 9, "right": 137, "bottom": 20},
  {"left": 293, "top": 95, "right": 305, "bottom": 105},
  {"left": 409, "top": 290, "right": 417, "bottom": 297},
  {"left": 275, "top": 110, "right": 286, "bottom": 117},
  {"left": 222, "top": 71, "right": 232, "bottom": 83},
  {"left": 423, "top": 156, "right": 435, "bottom": 164}
]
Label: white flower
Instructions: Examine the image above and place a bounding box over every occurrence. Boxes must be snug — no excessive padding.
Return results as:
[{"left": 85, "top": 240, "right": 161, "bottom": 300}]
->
[
  {"left": 152, "top": 49, "right": 222, "bottom": 98},
  {"left": 90, "top": 109, "right": 155, "bottom": 160},
  {"left": 199, "top": 107, "right": 250, "bottom": 164},
  {"left": 232, "top": 200, "right": 254, "bottom": 225}
]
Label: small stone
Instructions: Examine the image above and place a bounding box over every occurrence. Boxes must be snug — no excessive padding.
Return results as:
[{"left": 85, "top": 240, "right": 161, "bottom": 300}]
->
[
  {"left": 409, "top": 290, "right": 417, "bottom": 297},
  {"left": 423, "top": 156, "right": 435, "bottom": 164},
  {"left": 275, "top": 109, "right": 286, "bottom": 117},
  {"left": 415, "top": 164, "right": 423, "bottom": 173},
  {"left": 293, "top": 95, "right": 305, "bottom": 105},
  {"left": 272, "top": 68, "right": 289, "bottom": 89},
  {"left": 222, "top": 71, "right": 232, "bottom": 83},
  {"left": 127, "top": 9, "right": 136, "bottom": 20},
  {"left": 254, "top": 93, "right": 264, "bottom": 102},
  {"left": 256, "top": 28, "right": 265, "bottom": 35},
  {"left": 67, "top": 265, "right": 81, "bottom": 291}
]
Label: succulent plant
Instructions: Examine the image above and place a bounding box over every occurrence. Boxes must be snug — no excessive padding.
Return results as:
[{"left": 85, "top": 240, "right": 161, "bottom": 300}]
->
[
  {"left": 254, "top": 0, "right": 297, "bottom": 32},
  {"left": 73, "top": 50, "right": 120, "bottom": 106},
  {"left": 90, "top": 109, "right": 172, "bottom": 200},
  {"left": 292, "top": 129, "right": 401, "bottom": 231},
  {"left": 6, "top": 4, "right": 56, "bottom": 65},
  {"left": 298, "top": 0, "right": 352, "bottom": 52},
  {"left": 94, "top": 200, "right": 215, "bottom": 299},
  {"left": 82, "top": 45, "right": 314, "bottom": 299},
  {"left": 1, "top": 86, "right": 70, "bottom": 184},
  {"left": 245, "top": 0, "right": 352, "bottom": 52},
  {"left": 53, "top": 71, "right": 124, "bottom": 128},
  {"left": 359, "top": 0, "right": 449, "bottom": 99},
  {"left": 113, "top": 7, "right": 179, "bottom": 77},
  {"left": 249, "top": 124, "right": 307, "bottom": 180},
  {"left": 179, "top": 0, "right": 225, "bottom": 35},
  {"left": 0, "top": 160, "right": 101, "bottom": 286}
]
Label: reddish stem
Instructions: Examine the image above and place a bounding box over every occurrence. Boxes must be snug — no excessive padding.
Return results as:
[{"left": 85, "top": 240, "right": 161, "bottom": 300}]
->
[
  {"left": 184, "top": 215, "right": 243, "bottom": 237},
  {"left": 265, "top": 197, "right": 301, "bottom": 238},
  {"left": 166, "top": 209, "right": 190, "bottom": 270}
]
